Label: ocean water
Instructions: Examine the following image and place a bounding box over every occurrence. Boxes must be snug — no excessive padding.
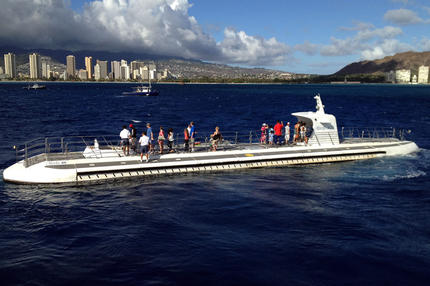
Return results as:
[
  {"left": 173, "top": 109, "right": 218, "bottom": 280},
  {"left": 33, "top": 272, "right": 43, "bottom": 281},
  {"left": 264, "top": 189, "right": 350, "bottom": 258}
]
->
[{"left": 0, "top": 83, "right": 429, "bottom": 285}]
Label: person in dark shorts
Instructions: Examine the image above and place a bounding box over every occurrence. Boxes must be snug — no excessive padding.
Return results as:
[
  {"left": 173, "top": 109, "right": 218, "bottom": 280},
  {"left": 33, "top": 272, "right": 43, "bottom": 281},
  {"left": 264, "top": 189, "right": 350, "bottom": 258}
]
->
[
  {"left": 119, "top": 125, "right": 130, "bottom": 156},
  {"left": 139, "top": 132, "right": 150, "bottom": 162}
]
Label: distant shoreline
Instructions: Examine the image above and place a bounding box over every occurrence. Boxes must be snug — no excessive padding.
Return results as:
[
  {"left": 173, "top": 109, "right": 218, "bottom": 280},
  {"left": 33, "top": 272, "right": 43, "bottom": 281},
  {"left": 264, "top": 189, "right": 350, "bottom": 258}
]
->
[{"left": 0, "top": 80, "right": 428, "bottom": 86}]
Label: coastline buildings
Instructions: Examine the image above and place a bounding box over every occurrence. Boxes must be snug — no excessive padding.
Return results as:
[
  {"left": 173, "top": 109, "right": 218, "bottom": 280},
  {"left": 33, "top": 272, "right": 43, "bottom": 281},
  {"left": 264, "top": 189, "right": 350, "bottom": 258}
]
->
[
  {"left": 4, "top": 52, "right": 16, "bottom": 78},
  {"left": 41, "top": 61, "right": 50, "bottom": 79},
  {"left": 66, "top": 55, "right": 76, "bottom": 79},
  {"left": 418, "top": 65, "right": 429, "bottom": 84},
  {"left": 85, "top": 56, "right": 93, "bottom": 79},
  {"left": 29, "top": 53, "right": 42, "bottom": 79}
]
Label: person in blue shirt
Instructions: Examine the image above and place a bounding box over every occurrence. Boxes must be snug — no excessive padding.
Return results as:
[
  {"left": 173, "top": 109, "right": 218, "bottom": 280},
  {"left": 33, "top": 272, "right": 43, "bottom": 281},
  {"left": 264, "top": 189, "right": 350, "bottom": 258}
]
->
[
  {"left": 146, "top": 123, "right": 154, "bottom": 154},
  {"left": 189, "top": 121, "right": 196, "bottom": 152}
]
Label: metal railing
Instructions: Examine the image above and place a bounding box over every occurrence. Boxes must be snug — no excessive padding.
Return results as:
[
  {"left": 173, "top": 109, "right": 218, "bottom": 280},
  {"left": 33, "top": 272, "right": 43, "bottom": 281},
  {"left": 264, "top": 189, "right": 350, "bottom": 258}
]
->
[
  {"left": 13, "top": 131, "right": 267, "bottom": 168},
  {"left": 340, "top": 127, "right": 410, "bottom": 142},
  {"left": 12, "top": 127, "right": 412, "bottom": 168}
]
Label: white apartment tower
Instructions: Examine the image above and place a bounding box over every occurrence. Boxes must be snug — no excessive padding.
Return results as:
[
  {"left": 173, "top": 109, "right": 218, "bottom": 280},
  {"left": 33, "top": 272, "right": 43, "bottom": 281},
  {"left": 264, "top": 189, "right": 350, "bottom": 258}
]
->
[
  {"left": 29, "top": 53, "right": 42, "bottom": 79},
  {"left": 85, "top": 56, "right": 93, "bottom": 79},
  {"left": 111, "top": 61, "right": 121, "bottom": 80},
  {"left": 4, "top": 52, "right": 16, "bottom": 78},
  {"left": 42, "top": 61, "right": 50, "bottom": 79},
  {"left": 418, "top": 65, "right": 429, "bottom": 84},
  {"left": 395, "top": 69, "right": 411, "bottom": 84},
  {"left": 94, "top": 64, "right": 101, "bottom": 80}
]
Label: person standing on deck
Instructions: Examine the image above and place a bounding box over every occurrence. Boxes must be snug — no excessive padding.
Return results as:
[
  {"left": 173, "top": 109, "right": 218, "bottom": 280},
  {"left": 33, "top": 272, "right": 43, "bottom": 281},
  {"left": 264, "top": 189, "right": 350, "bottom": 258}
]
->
[
  {"left": 146, "top": 123, "right": 154, "bottom": 154},
  {"left": 184, "top": 128, "right": 190, "bottom": 151},
  {"left": 167, "top": 128, "right": 174, "bottom": 153},
  {"left": 260, "top": 123, "right": 268, "bottom": 144},
  {"left": 284, "top": 122, "right": 290, "bottom": 145},
  {"left": 139, "top": 132, "right": 150, "bottom": 162},
  {"left": 189, "top": 121, "right": 196, "bottom": 152},
  {"left": 274, "top": 120, "right": 284, "bottom": 145},
  {"left": 129, "top": 124, "right": 137, "bottom": 154},
  {"left": 120, "top": 125, "right": 130, "bottom": 156},
  {"left": 294, "top": 121, "right": 300, "bottom": 143},
  {"left": 158, "top": 126, "right": 165, "bottom": 154}
]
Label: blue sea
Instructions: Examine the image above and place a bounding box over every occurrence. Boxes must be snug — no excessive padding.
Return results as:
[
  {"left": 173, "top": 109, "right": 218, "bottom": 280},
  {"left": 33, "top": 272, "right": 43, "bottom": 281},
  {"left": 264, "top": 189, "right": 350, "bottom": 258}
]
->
[{"left": 0, "top": 83, "right": 429, "bottom": 285}]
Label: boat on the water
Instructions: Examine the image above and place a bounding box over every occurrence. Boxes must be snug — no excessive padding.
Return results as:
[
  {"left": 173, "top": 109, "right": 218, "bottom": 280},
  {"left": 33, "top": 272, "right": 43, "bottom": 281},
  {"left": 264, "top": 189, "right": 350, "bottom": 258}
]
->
[
  {"left": 2, "top": 95, "right": 419, "bottom": 184},
  {"left": 122, "top": 80, "right": 158, "bottom": 96},
  {"left": 23, "top": 83, "right": 46, "bottom": 90}
]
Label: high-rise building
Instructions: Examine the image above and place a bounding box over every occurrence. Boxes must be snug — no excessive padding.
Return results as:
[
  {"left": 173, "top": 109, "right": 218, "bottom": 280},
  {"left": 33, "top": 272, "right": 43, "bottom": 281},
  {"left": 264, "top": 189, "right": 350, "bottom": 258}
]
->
[
  {"left": 85, "top": 56, "right": 93, "bottom": 79},
  {"left": 96, "top": 60, "right": 108, "bottom": 80},
  {"left": 29, "top": 53, "right": 42, "bottom": 79},
  {"left": 42, "top": 61, "right": 51, "bottom": 79},
  {"left": 0, "top": 66, "right": 3, "bottom": 75},
  {"left": 4, "top": 52, "right": 16, "bottom": 78},
  {"left": 111, "top": 61, "right": 121, "bottom": 80},
  {"left": 140, "top": 66, "right": 149, "bottom": 80},
  {"left": 395, "top": 69, "right": 411, "bottom": 84},
  {"left": 94, "top": 64, "right": 101, "bottom": 80},
  {"left": 66, "top": 55, "right": 76, "bottom": 79},
  {"left": 418, "top": 65, "right": 429, "bottom": 84},
  {"left": 120, "top": 64, "right": 130, "bottom": 80}
]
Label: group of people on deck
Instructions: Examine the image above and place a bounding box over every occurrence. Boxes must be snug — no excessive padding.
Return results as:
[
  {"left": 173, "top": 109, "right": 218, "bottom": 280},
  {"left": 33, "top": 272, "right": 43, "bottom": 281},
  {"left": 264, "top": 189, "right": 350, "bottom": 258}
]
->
[
  {"left": 260, "top": 120, "right": 309, "bottom": 145},
  {"left": 120, "top": 121, "right": 223, "bottom": 162},
  {"left": 120, "top": 123, "right": 175, "bottom": 162}
]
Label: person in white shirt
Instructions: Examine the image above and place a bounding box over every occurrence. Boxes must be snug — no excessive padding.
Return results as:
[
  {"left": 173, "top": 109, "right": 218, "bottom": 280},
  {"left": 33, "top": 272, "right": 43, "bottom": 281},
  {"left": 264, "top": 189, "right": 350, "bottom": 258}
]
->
[
  {"left": 119, "top": 125, "right": 131, "bottom": 156},
  {"left": 284, "top": 122, "right": 290, "bottom": 145},
  {"left": 139, "top": 132, "right": 150, "bottom": 162}
]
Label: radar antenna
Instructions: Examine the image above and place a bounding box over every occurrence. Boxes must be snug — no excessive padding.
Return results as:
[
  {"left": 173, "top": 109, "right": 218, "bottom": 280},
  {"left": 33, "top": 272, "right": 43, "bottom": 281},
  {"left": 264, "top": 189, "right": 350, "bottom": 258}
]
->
[{"left": 314, "top": 93, "right": 325, "bottom": 114}]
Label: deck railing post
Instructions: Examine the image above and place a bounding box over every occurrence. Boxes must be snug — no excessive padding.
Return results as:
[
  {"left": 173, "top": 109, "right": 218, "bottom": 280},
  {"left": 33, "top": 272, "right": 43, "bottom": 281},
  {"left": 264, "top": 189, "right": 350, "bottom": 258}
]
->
[
  {"left": 235, "top": 132, "right": 238, "bottom": 144},
  {"left": 249, "top": 131, "right": 252, "bottom": 144},
  {"left": 393, "top": 128, "right": 396, "bottom": 138},
  {"left": 341, "top": 127, "right": 344, "bottom": 139},
  {"left": 61, "top": 137, "right": 64, "bottom": 153}
]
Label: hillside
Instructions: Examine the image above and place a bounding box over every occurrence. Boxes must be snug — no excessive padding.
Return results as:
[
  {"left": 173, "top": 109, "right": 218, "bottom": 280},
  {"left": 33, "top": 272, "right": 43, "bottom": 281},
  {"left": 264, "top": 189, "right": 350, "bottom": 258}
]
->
[{"left": 335, "top": 51, "right": 430, "bottom": 75}]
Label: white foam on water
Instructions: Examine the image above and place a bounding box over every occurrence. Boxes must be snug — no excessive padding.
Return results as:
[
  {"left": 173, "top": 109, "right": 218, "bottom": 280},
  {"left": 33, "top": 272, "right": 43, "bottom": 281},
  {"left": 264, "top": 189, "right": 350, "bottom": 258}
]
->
[
  {"left": 382, "top": 169, "right": 427, "bottom": 182},
  {"left": 131, "top": 120, "right": 141, "bottom": 123}
]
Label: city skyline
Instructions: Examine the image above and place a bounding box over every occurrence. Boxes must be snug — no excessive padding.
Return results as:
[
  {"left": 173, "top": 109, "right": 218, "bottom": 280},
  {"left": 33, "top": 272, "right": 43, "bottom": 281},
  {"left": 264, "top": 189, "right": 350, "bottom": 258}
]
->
[{"left": 0, "top": 0, "right": 429, "bottom": 75}]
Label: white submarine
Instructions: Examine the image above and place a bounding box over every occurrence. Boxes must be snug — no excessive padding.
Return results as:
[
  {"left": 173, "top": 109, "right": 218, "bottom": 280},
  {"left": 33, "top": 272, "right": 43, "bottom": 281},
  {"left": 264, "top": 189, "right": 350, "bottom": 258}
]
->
[{"left": 3, "top": 95, "right": 419, "bottom": 184}]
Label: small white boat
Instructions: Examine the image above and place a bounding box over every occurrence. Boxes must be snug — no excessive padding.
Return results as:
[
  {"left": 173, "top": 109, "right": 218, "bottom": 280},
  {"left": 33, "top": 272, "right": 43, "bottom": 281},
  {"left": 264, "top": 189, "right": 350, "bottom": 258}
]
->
[
  {"left": 2, "top": 95, "right": 419, "bottom": 184},
  {"left": 122, "top": 80, "right": 158, "bottom": 96},
  {"left": 23, "top": 83, "right": 46, "bottom": 90}
]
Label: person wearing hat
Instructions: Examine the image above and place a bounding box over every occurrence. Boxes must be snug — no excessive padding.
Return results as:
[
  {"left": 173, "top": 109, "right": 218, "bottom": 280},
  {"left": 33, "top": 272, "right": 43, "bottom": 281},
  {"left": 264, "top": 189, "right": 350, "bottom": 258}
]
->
[
  {"left": 129, "top": 124, "right": 137, "bottom": 154},
  {"left": 284, "top": 122, "right": 290, "bottom": 145}
]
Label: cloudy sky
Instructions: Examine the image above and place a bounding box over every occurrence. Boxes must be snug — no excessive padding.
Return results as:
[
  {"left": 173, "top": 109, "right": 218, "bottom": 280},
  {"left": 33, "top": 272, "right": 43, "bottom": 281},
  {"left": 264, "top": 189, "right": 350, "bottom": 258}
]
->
[{"left": 1, "top": 0, "right": 429, "bottom": 74}]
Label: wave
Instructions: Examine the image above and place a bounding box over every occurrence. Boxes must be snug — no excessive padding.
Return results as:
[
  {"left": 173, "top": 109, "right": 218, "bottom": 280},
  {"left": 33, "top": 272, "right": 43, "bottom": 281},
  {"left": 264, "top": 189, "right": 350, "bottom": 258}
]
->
[{"left": 382, "top": 169, "right": 426, "bottom": 182}]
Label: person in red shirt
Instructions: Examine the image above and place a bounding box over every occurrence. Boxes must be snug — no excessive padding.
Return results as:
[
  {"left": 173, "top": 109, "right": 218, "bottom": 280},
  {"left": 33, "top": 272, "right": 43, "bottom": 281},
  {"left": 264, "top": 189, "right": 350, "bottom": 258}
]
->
[{"left": 274, "top": 120, "right": 284, "bottom": 145}]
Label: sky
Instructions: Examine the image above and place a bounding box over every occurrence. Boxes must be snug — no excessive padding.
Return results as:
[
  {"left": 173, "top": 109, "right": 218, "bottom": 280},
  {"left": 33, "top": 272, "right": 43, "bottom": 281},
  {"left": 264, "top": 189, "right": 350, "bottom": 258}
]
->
[{"left": 1, "top": 0, "right": 430, "bottom": 74}]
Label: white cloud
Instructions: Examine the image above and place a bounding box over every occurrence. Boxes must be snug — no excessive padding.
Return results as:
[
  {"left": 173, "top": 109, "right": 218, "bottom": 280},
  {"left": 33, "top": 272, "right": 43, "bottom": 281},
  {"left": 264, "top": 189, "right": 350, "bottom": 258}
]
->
[
  {"left": 361, "top": 39, "right": 412, "bottom": 60},
  {"left": 384, "top": 9, "right": 424, "bottom": 25},
  {"left": 321, "top": 26, "right": 403, "bottom": 56},
  {"left": 0, "top": 0, "right": 289, "bottom": 67},
  {"left": 218, "top": 28, "right": 290, "bottom": 66}
]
